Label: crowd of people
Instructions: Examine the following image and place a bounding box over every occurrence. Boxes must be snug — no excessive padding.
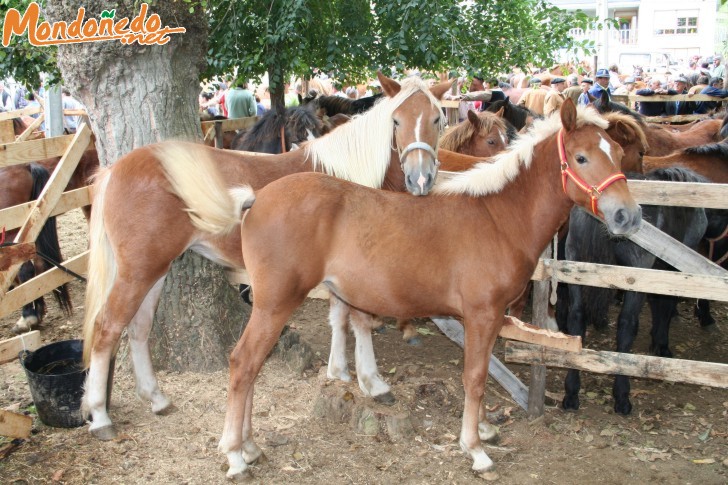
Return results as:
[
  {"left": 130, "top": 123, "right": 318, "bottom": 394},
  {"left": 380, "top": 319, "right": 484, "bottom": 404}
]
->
[{"left": 0, "top": 79, "right": 87, "bottom": 134}]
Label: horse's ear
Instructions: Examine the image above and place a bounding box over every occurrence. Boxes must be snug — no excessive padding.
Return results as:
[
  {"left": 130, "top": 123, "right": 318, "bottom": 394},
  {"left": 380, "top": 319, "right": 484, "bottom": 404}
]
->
[
  {"left": 466, "top": 109, "right": 479, "bottom": 125},
  {"left": 430, "top": 78, "right": 455, "bottom": 100},
  {"left": 494, "top": 107, "right": 505, "bottom": 118},
  {"left": 377, "top": 71, "right": 401, "bottom": 97},
  {"left": 298, "top": 93, "right": 304, "bottom": 105},
  {"left": 504, "top": 96, "right": 511, "bottom": 104},
  {"left": 600, "top": 89, "right": 609, "bottom": 104},
  {"left": 560, "top": 98, "right": 577, "bottom": 132}
]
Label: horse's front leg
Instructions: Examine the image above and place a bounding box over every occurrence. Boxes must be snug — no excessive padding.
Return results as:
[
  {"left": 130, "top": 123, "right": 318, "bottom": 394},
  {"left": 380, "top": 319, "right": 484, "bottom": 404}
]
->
[
  {"left": 648, "top": 293, "right": 677, "bottom": 358},
  {"left": 127, "top": 276, "right": 173, "bottom": 415},
  {"left": 562, "top": 283, "right": 586, "bottom": 410},
  {"left": 349, "top": 309, "right": 394, "bottom": 404},
  {"left": 613, "top": 290, "right": 646, "bottom": 415},
  {"left": 459, "top": 310, "right": 502, "bottom": 475},
  {"left": 12, "top": 261, "right": 43, "bottom": 334},
  {"left": 327, "top": 295, "right": 352, "bottom": 382}
]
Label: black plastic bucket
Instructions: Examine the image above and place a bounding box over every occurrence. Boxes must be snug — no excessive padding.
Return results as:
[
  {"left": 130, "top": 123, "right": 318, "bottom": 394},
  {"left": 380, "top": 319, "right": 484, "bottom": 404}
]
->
[{"left": 19, "top": 339, "right": 87, "bottom": 428}]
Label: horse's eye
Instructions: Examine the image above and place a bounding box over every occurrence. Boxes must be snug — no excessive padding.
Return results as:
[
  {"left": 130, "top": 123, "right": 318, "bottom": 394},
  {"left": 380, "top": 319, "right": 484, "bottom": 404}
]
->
[
  {"left": 434, "top": 116, "right": 440, "bottom": 125},
  {"left": 487, "top": 139, "right": 495, "bottom": 145},
  {"left": 576, "top": 155, "right": 587, "bottom": 164},
  {"left": 393, "top": 119, "right": 400, "bottom": 127},
  {"left": 638, "top": 152, "right": 645, "bottom": 158}
]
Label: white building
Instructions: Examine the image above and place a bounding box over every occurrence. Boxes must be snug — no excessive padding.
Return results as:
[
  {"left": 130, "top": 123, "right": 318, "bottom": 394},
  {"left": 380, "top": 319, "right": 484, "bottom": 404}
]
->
[{"left": 549, "top": 0, "right": 728, "bottom": 71}]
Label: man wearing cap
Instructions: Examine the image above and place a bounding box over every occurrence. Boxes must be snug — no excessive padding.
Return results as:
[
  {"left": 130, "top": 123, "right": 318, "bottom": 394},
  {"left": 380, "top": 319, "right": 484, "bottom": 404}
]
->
[
  {"left": 665, "top": 77, "right": 695, "bottom": 115},
  {"left": 577, "top": 78, "right": 593, "bottom": 106},
  {"left": 516, "top": 77, "right": 548, "bottom": 115},
  {"left": 562, "top": 75, "right": 582, "bottom": 106},
  {"left": 613, "top": 77, "right": 636, "bottom": 96},
  {"left": 543, "top": 77, "right": 567, "bottom": 116},
  {"left": 588, "top": 68, "right": 612, "bottom": 103}
]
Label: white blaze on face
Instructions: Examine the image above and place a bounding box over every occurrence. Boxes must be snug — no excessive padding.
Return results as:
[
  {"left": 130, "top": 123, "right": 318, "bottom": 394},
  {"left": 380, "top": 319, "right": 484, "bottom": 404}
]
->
[
  {"left": 598, "top": 134, "right": 615, "bottom": 165},
  {"left": 414, "top": 113, "right": 424, "bottom": 168}
]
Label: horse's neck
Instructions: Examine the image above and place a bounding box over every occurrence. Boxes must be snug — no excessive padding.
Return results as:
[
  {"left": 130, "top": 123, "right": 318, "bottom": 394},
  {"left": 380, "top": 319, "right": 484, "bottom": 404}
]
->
[
  {"left": 486, "top": 137, "right": 573, "bottom": 261},
  {"left": 381, "top": 148, "right": 406, "bottom": 192}
]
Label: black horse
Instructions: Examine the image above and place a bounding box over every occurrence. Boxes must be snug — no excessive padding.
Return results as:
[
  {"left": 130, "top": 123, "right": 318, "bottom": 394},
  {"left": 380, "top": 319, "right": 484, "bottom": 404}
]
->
[
  {"left": 230, "top": 105, "right": 324, "bottom": 154},
  {"left": 558, "top": 166, "right": 711, "bottom": 415},
  {"left": 300, "top": 92, "right": 383, "bottom": 117},
  {"left": 485, "top": 97, "right": 539, "bottom": 141}
]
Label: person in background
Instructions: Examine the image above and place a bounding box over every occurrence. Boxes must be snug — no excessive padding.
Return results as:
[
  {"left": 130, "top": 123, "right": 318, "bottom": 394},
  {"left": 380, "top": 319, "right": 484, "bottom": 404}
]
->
[
  {"left": 543, "top": 77, "right": 567, "bottom": 116},
  {"left": 13, "top": 84, "right": 28, "bottom": 109},
  {"left": 517, "top": 77, "right": 547, "bottom": 115},
  {"left": 562, "top": 75, "right": 582, "bottom": 106},
  {"left": 225, "top": 80, "right": 256, "bottom": 119},
  {"left": 255, "top": 95, "right": 266, "bottom": 116},
  {"left": 345, "top": 86, "right": 358, "bottom": 99},
  {"left": 577, "top": 78, "right": 593, "bottom": 106},
  {"left": 613, "top": 77, "right": 636, "bottom": 96},
  {"left": 61, "top": 87, "right": 85, "bottom": 133},
  {"left": 608, "top": 64, "right": 623, "bottom": 90},
  {"left": 199, "top": 91, "right": 218, "bottom": 117},
  {"left": 693, "top": 77, "right": 728, "bottom": 114},
  {"left": 588, "top": 68, "right": 612, "bottom": 103},
  {"left": 710, "top": 55, "right": 725, "bottom": 80},
  {"left": 285, "top": 82, "right": 301, "bottom": 107},
  {"left": 213, "top": 82, "right": 228, "bottom": 117},
  {"left": 688, "top": 75, "right": 710, "bottom": 95},
  {"left": 665, "top": 77, "right": 695, "bottom": 116},
  {"left": 0, "top": 82, "right": 15, "bottom": 111},
  {"left": 479, "top": 78, "right": 506, "bottom": 111},
  {"left": 634, "top": 79, "right": 671, "bottom": 116}
]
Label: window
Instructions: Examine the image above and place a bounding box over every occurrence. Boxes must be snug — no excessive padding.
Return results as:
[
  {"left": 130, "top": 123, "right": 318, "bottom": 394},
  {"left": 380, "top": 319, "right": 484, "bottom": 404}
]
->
[{"left": 654, "top": 10, "right": 698, "bottom": 36}]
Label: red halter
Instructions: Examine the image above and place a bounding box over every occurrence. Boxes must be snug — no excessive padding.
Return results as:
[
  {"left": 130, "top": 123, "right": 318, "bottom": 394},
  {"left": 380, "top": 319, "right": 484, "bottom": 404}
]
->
[{"left": 557, "top": 128, "right": 626, "bottom": 216}]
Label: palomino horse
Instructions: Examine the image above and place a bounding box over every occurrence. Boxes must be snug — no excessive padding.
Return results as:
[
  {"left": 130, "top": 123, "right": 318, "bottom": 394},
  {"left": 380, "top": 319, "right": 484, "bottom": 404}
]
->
[
  {"left": 212, "top": 100, "right": 640, "bottom": 479},
  {"left": 230, "top": 105, "right": 324, "bottom": 154},
  {"left": 560, "top": 167, "right": 709, "bottom": 415},
  {"left": 81, "top": 72, "right": 453, "bottom": 440},
  {"left": 0, "top": 146, "right": 98, "bottom": 333}
]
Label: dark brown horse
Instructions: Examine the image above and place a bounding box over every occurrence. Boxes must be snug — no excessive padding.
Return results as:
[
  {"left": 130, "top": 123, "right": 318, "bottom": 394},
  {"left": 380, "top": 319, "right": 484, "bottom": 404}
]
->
[
  {"left": 0, "top": 145, "right": 98, "bottom": 332},
  {"left": 214, "top": 100, "right": 640, "bottom": 479},
  {"left": 80, "top": 72, "right": 453, "bottom": 441}
]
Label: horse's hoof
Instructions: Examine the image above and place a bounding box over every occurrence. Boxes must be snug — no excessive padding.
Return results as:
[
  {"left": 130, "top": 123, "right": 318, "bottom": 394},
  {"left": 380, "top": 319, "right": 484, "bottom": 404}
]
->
[
  {"left": 153, "top": 402, "right": 177, "bottom": 416},
  {"left": 90, "top": 425, "right": 118, "bottom": 441},
  {"left": 477, "top": 470, "right": 500, "bottom": 481},
  {"left": 405, "top": 336, "right": 422, "bottom": 346},
  {"left": 614, "top": 400, "right": 632, "bottom": 415},
  {"left": 227, "top": 469, "right": 254, "bottom": 482},
  {"left": 246, "top": 452, "right": 268, "bottom": 465},
  {"left": 561, "top": 396, "right": 580, "bottom": 411},
  {"left": 374, "top": 326, "right": 387, "bottom": 334},
  {"left": 373, "top": 392, "right": 396, "bottom": 406}
]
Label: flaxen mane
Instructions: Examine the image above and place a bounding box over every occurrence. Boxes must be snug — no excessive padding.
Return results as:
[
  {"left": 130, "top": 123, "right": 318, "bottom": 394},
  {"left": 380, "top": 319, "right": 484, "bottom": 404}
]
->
[
  {"left": 435, "top": 107, "right": 607, "bottom": 196},
  {"left": 304, "top": 77, "right": 446, "bottom": 189}
]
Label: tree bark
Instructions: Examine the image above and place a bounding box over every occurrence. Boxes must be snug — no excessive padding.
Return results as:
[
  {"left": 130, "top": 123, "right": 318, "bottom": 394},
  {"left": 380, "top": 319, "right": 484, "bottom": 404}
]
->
[{"left": 46, "top": 1, "right": 247, "bottom": 371}]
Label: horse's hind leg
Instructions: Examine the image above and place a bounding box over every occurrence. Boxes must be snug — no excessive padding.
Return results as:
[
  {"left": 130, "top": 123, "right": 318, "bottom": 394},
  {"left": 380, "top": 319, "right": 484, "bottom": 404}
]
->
[
  {"left": 84, "top": 277, "right": 162, "bottom": 439},
  {"left": 647, "top": 293, "right": 677, "bottom": 357},
  {"left": 127, "top": 276, "right": 173, "bottom": 414},
  {"left": 396, "top": 318, "right": 421, "bottom": 345},
  {"left": 695, "top": 299, "right": 716, "bottom": 329},
  {"left": 327, "top": 295, "right": 352, "bottom": 382},
  {"left": 221, "top": 304, "right": 297, "bottom": 480},
  {"left": 350, "top": 309, "right": 394, "bottom": 404},
  {"left": 562, "top": 283, "right": 587, "bottom": 411}
]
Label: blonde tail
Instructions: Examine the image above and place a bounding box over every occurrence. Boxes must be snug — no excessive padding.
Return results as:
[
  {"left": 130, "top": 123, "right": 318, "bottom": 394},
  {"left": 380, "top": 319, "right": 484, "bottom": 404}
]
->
[
  {"left": 82, "top": 169, "right": 116, "bottom": 367},
  {"left": 154, "top": 143, "right": 254, "bottom": 235}
]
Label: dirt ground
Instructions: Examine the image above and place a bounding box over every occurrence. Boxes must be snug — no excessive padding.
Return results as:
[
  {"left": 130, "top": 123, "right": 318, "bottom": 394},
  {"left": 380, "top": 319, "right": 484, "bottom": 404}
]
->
[{"left": 0, "top": 209, "right": 727, "bottom": 484}]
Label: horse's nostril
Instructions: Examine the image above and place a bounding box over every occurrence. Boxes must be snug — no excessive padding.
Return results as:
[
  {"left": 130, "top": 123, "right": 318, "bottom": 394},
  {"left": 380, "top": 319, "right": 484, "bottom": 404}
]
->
[{"left": 614, "top": 209, "right": 626, "bottom": 226}]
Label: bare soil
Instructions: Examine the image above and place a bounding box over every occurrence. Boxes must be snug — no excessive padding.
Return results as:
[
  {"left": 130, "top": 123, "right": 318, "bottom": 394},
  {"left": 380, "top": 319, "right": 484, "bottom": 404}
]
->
[{"left": 1, "top": 209, "right": 727, "bottom": 484}]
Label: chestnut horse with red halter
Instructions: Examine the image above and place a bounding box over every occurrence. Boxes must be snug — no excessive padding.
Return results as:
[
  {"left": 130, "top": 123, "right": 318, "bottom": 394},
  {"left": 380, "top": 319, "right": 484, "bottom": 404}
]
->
[
  {"left": 325, "top": 106, "right": 652, "bottom": 404},
  {"left": 80, "top": 72, "right": 453, "bottom": 440},
  {"left": 212, "top": 99, "right": 640, "bottom": 479}
]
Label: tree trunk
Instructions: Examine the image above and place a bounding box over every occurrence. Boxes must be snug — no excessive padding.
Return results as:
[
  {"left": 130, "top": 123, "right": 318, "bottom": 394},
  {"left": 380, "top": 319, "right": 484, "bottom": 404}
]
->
[
  {"left": 268, "top": 65, "right": 286, "bottom": 113},
  {"left": 149, "top": 251, "right": 251, "bottom": 372},
  {"left": 46, "top": 1, "right": 247, "bottom": 371}
]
